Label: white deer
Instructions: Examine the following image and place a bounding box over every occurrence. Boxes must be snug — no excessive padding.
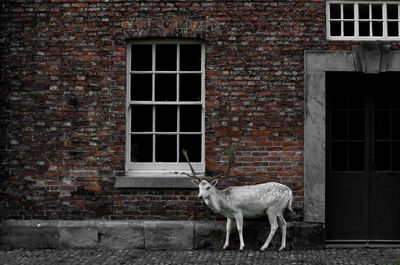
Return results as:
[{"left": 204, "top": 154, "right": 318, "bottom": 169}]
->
[{"left": 183, "top": 148, "right": 293, "bottom": 251}]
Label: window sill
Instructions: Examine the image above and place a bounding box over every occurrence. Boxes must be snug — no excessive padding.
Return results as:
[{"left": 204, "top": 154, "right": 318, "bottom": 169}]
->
[{"left": 115, "top": 171, "right": 203, "bottom": 188}]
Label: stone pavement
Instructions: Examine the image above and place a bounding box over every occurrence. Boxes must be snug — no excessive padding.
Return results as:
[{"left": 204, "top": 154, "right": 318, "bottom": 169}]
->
[{"left": 0, "top": 248, "right": 399, "bottom": 265}]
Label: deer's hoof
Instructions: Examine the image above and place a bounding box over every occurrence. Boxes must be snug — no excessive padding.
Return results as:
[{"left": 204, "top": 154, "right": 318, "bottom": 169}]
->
[{"left": 278, "top": 246, "right": 285, "bottom": 252}]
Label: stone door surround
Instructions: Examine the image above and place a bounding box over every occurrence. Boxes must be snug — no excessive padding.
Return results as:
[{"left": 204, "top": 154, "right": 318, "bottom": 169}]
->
[{"left": 304, "top": 43, "right": 400, "bottom": 223}]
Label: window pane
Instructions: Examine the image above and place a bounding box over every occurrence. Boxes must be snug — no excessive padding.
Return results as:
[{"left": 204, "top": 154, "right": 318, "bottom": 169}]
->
[
  {"left": 359, "top": 4, "right": 370, "bottom": 19},
  {"left": 344, "top": 21, "right": 354, "bottom": 36},
  {"left": 156, "top": 135, "right": 177, "bottom": 162},
  {"left": 180, "top": 74, "right": 201, "bottom": 101},
  {"left": 349, "top": 142, "right": 364, "bottom": 171},
  {"left": 388, "top": 22, "right": 399, "bottom": 37},
  {"left": 155, "top": 74, "right": 176, "bottom": 101},
  {"left": 343, "top": 4, "right": 354, "bottom": 19},
  {"left": 372, "top": 4, "right": 382, "bottom": 19},
  {"left": 331, "top": 111, "right": 347, "bottom": 140},
  {"left": 180, "top": 105, "right": 202, "bottom": 132},
  {"left": 156, "top": 105, "right": 177, "bottom": 132},
  {"left": 392, "top": 142, "right": 400, "bottom": 171},
  {"left": 392, "top": 112, "right": 400, "bottom": 140},
  {"left": 156, "top": 44, "right": 176, "bottom": 71},
  {"left": 359, "top": 21, "right": 370, "bottom": 36},
  {"left": 330, "top": 21, "right": 341, "bottom": 36},
  {"left": 372, "top": 21, "right": 383, "bottom": 36},
  {"left": 331, "top": 90, "right": 347, "bottom": 109},
  {"left": 332, "top": 142, "right": 347, "bottom": 171},
  {"left": 330, "top": 4, "right": 341, "bottom": 19},
  {"left": 131, "top": 74, "right": 152, "bottom": 101},
  {"left": 375, "top": 111, "right": 391, "bottom": 140},
  {"left": 131, "top": 105, "right": 152, "bottom": 132},
  {"left": 131, "top": 135, "right": 152, "bottom": 162},
  {"left": 349, "top": 112, "right": 364, "bottom": 140},
  {"left": 131, "top": 45, "right": 152, "bottom": 71},
  {"left": 375, "top": 142, "right": 391, "bottom": 171},
  {"left": 387, "top": 4, "right": 399, "bottom": 19},
  {"left": 180, "top": 135, "right": 201, "bottom": 162},
  {"left": 180, "top": 44, "right": 201, "bottom": 71}
]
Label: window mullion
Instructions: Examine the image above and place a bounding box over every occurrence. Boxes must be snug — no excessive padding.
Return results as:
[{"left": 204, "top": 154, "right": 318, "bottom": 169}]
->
[
  {"left": 341, "top": 3, "right": 344, "bottom": 37},
  {"left": 383, "top": 3, "right": 387, "bottom": 38},
  {"left": 355, "top": 3, "right": 359, "bottom": 37},
  {"left": 152, "top": 43, "right": 156, "bottom": 162}
]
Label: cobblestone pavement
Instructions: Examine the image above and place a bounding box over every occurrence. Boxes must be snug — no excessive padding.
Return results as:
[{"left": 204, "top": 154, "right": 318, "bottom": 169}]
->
[{"left": 0, "top": 248, "right": 399, "bottom": 265}]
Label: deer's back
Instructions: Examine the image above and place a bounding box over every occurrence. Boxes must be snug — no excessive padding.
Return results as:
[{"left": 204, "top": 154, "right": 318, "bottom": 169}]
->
[{"left": 222, "top": 182, "right": 291, "bottom": 218}]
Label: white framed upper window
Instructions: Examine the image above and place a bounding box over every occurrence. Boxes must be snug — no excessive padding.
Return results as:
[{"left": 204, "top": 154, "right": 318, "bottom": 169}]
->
[
  {"left": 126, "top": 40, "right": 205, "bottom": 176},
  {"left": 327, "top": 1, "right": 400, "bottom": 40}
]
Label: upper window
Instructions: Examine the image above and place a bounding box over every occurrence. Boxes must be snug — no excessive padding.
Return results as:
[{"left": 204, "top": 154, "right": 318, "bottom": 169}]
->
[
  {"left": 327, "top": 1, "right": 400, "bottom": 40},
  {"left": 126, "top": 40, "right": 205, "bottom": 176}
]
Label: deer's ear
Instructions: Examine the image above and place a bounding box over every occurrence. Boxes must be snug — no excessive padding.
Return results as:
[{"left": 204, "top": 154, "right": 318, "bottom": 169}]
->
[
  {"left": 191, "top": 179, "right": 200, "bottom": 186},
  {"left": 211, "top": 179, "right": 218, "bottom": 187}
]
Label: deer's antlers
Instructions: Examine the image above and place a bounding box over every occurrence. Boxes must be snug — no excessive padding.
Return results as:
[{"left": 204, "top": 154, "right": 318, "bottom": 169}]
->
[
  {"left": 209, "top": 147, "right": 235, "bottom": 181},
  {"left": 182, "top": 147, "right": 235, "bottom": 182},
  {"left": 182, "top": 149, "right": 203, "bottom": 181}
]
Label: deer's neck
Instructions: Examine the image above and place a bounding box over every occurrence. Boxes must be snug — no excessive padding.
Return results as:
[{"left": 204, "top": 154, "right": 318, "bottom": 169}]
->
[{"left": 204, "top": 188, "right": 227, "bottom": 214}]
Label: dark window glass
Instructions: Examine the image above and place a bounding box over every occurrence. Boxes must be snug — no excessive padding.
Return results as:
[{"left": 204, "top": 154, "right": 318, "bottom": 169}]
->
[
  {"left": 156, "top": 135, "right": 177, "bottom": 162},
  {"left": 156, "top": 44, "right": 176, "bottom": 71},
  {"left": 392, "top": 112, "right": 400, "bottom": 140},
  {"left": 131, "top": 45, "right": 152, "bottom": 71},
  {"left": 349, "top": 142, "right": 364, "bottom": 171},
  {"left": 331, "top": 21, "right": 341, "bottom": 36},
  {"left": 359, "top": 22, "right": 370, "bottom": 36},
  {"left": 180, "top": 44, "right": 201, "bottom": 71},
  {"left": 331, "top": 111, "right": 347, "bottom": 140},
  {"left": 392, "top": 142, "right": 400, "bottom": 171},
  {"left": 349, "top": 112, "right": 364, "bottom": 140},
  {"left": 155, "top": 74, "right": 176, "bottom": 101},
  {"left": 375, "top": 111, "right": 391, "bottom": 140},
  {"left": 359, "top": 4, "right": 370, "bottom": 19},
  {"left": 156, "top": 105, "right": 177, "bottom": 132},
  {"left": 131, "top": 105, "right": 152, "bottom": 132},
  {"left": 387, "top": 4, "right": 398, "bottom": 19},
  {"left": 131, "top": 135, "right": 152, "bottom": 162},
  {"left": 344, "top": 21, "right": 355, "bottom": 36},
  {"left": 330, "top": 4, "right": 341, "bottom": 19},
  {"left": 375, "top": 142, "right": 391, "bottom": 171},
  {"left": 372, "top": 4, "right": 382, "bottom": 19},
  {"left": 179, "top": 135, "right": 201, "bottom": 162},
  {"left": 131, "top": 74, "right": 152, "bottom": 101},
  {"left": 372, "top": 21, "right": 383, "bottom": 36},
  {"left": 180, "top": 105, "right": 202, "bottom": 132},
  {"left": 180, "top": 74, "right": 201, "bottom": 101},
  {"left": 332, "top": 142, "right": 348, "bottom": 171},
  {"left": 331, "top": 90, "right": 347, "bottom": 109},
  {"left": 343, "top": 4, "right": 354, "bottom": 19},
  {"left": 388, "top": 22, "right": 399, "bottom": 37}
]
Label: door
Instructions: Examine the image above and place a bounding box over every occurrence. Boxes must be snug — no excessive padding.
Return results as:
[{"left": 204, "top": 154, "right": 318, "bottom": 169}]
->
[{"left": 326, "top": 72, "right": 400, "bottom": 242}]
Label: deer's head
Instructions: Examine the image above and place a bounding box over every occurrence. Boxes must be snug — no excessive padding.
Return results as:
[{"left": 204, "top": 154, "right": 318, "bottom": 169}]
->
[{"left": 182, "top": 148, "right": 235, "bottom": 200}]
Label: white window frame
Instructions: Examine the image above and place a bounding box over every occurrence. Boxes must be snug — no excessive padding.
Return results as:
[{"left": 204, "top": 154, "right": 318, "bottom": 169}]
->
[
  {"left": 125, "top": 40, "right": 205, "bottom": 177},
  {"left": 327, "top": 1, "right": 400, "bottom": 40}
]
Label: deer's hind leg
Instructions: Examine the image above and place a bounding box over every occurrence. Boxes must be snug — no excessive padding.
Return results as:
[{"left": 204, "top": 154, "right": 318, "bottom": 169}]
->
[
  {"left": 260, "top": 208, "right": 279, "bottom": 251},
  {"left": 277, "top": 211, "right": 287, "bottom": 251}
]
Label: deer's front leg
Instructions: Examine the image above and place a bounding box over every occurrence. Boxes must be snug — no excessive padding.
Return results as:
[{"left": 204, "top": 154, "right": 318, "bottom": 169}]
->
[
  {"left": 234, "top": 213, "right": 245, "bottom": 251},
  {"left": 223, "top": 218, "right": 234, "bottom": 250}
]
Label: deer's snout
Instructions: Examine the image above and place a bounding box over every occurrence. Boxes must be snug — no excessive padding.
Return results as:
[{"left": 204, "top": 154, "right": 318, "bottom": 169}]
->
[{"left": 198, "top": 195, "right": 203, "bottom": 200}]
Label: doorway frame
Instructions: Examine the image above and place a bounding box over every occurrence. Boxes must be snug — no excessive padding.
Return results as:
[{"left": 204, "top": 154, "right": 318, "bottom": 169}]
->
[{"left": 304, "top": 45, "right": 400, "bottom": 224}]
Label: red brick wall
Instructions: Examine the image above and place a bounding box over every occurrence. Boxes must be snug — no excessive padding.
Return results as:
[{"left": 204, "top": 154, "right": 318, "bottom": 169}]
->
[{"left": 0, "top": 0, "right": 397, "bottom": 221}]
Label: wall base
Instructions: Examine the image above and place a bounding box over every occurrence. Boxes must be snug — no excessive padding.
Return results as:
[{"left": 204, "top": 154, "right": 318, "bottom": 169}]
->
[{"left": 0, "top": 220, "right": 324, "bottom": 250}]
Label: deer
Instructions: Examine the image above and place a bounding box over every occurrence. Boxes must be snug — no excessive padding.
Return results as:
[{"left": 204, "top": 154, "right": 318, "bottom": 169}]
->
[{"left": 182, "top": 148, "right": 293, "bottom": 251}]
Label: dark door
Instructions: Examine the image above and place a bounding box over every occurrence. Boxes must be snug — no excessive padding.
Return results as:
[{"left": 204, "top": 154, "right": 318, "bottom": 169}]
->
[{"left": 326, "top": 72, "right": 400, "bottom": 242}]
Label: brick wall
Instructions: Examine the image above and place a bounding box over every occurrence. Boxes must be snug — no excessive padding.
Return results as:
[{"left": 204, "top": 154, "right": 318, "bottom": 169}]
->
[{"left": 1, "top": 0, "right": 397, "bottom": 221}]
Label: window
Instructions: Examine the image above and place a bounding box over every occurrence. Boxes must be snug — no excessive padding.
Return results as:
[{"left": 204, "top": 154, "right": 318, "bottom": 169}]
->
[
  {"left": 126, "top": 40, "right": 205, "bottom": 176},
  {"left": 327, "top": 1, "right": 400, "bottom": 40}
]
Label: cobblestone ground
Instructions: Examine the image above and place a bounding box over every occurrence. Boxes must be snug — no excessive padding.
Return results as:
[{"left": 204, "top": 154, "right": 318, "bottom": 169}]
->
[{"left": 0, "top": 248, "right": 399, "bottom": 265}]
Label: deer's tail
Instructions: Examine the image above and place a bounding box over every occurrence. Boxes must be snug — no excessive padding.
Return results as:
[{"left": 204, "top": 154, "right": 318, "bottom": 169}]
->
[{"left": 287, "top": 190, "right": 294, "bottom": 212}]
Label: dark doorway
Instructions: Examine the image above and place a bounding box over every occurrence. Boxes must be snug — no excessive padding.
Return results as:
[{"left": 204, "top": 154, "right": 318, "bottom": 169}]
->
[{"left": 326, "top": 72, "right": 400, "bottom": 242}]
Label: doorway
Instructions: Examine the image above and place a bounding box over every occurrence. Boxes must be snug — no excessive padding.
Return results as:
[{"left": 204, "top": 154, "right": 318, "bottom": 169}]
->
[{"left": 326, "top": 72, "right": 400, "bottom": 242}]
